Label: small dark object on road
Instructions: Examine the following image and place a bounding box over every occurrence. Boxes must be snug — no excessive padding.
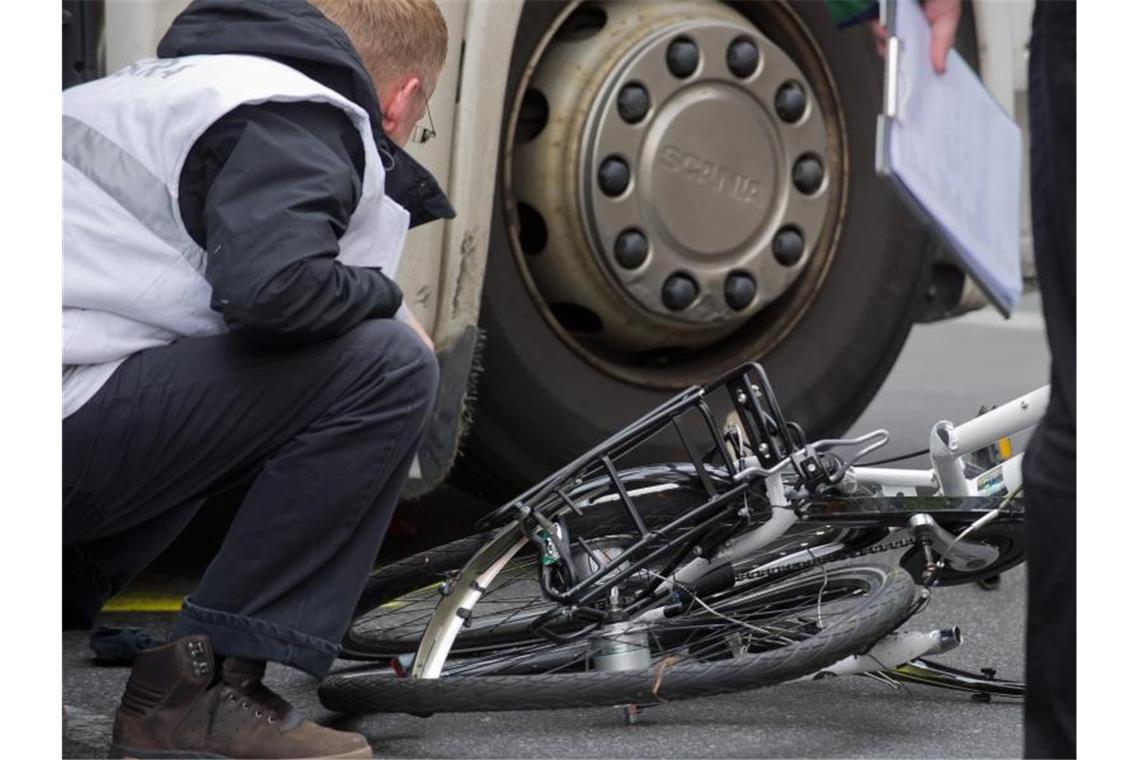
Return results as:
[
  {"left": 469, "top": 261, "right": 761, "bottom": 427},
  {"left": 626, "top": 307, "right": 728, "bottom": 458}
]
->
[
  {"left": 89, "top": 626, "right": 162, "bottom": 666},
  {"left": 977, "top": 574, "right": 1002, "bottom": 590}
]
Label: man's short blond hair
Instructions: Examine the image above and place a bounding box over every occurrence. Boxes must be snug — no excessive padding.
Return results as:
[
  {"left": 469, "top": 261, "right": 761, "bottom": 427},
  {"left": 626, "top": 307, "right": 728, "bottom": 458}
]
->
[{"left": 310, "top": 0, "right": 448, "bottom": 90}]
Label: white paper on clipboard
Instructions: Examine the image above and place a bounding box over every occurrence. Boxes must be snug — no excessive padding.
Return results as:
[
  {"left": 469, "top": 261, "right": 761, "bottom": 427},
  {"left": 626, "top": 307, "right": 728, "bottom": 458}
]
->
[{"left": 874, "top": 0, "right": 1023, "bottom": 316}]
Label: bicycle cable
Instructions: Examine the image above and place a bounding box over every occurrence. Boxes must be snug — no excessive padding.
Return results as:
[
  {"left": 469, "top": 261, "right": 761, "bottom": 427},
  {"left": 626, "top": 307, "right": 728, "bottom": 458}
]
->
[
  {"left": 926, "top": 483, "right": 1023, "bottom": 587},
  {"left": 643, "top": 567, "right": 785, "bottom": 639},
  {"left": 859, "top": 448, "right": 931, "bottom": 467},
  {"left": 805, "top": 546, "right": 829, "bottom": 631}
]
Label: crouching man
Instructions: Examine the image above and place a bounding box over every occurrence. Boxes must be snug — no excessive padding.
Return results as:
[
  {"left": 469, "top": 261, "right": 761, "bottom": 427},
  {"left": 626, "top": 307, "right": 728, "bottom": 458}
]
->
[{"left": 62, "top": 1, "right": 452, "bottom": 756}]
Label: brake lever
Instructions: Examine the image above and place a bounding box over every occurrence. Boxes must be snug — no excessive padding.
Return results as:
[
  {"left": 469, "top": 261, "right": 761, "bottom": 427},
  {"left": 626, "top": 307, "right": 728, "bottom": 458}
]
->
[{"left": 812, "top": 429, "right": 891, "bottom": 486}]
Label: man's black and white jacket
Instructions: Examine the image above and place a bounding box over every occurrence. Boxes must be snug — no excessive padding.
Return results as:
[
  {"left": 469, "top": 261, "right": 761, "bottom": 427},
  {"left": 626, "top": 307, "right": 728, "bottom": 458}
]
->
[{"left": 62, "top": 0, "right": 454, "bottom": 417}]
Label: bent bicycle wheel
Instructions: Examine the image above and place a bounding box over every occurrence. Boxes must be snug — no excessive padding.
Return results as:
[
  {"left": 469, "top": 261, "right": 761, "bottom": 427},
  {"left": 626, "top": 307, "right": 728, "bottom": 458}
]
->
[
  {"left": 321, "top": 560, "right": 914, "bottom": 715},
  {"left": 342, "top": 465, "right": 885, "bottom": 660}
]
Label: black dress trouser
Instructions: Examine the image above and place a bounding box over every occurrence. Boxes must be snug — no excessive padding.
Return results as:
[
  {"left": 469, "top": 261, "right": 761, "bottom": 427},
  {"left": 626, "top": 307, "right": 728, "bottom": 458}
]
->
[
  {"left": 63, "top": 318, "right": 439, "bottom": 677},
  {"left": 1022, "top": 1, "right": 1076, "bottom": 757}
]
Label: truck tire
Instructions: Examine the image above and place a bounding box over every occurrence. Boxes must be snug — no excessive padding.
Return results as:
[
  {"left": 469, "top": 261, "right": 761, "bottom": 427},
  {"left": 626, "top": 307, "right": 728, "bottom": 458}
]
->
[{"left": 458, "top": 0, "right": 934, "bottom": 496}]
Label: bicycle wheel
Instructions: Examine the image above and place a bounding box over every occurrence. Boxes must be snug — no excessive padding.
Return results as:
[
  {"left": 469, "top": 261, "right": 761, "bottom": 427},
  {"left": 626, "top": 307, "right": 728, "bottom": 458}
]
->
[
  {"left": 343, "top": 465, "right": 883, "bottom": 660},
  {"left": 344, "top": 479, "right": 699, "bottom": 658},
  {"left": 321, "top": 559, "right": 914, "bottom": 714}
]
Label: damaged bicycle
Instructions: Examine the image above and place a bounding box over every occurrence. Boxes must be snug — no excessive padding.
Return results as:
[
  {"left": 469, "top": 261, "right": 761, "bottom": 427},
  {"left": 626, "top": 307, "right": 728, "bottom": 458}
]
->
[{"left": 320, "top": 363, "right": 1040, "bottom": 717}]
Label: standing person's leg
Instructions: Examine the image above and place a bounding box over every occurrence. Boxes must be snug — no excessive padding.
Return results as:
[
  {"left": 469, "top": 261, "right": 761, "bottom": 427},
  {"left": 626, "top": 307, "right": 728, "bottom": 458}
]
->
[
  {"left": 1023, "top": 1, "right": 1076, "bottom": 757},
  {"left": 63, "top": 318, "right": 438, "bottom": 674}
]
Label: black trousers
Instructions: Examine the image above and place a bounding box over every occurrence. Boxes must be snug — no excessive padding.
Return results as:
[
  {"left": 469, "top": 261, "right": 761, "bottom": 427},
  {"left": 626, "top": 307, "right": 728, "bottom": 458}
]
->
[
  {"left": 63, "top": 319, "right": 439, "bottom": 677},
  {"left": 1023, "top": 2, "right": 1076, "bottom": 757}
]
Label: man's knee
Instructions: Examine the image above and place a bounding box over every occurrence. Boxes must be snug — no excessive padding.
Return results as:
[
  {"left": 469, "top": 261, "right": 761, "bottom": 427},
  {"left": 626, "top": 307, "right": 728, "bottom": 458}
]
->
[{"left": 339, "top": 319, "right": 438, "bottom": 405}]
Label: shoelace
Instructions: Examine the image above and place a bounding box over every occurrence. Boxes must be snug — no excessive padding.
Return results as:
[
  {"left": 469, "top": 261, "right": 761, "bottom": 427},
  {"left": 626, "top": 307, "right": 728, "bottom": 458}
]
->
[{"left": 225, "top": 680, "right": 294, "bottom": 724}]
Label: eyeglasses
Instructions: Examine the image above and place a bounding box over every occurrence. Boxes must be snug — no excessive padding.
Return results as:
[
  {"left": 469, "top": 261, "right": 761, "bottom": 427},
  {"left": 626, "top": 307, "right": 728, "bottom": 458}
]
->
[{"left": 410, "top": 83, "right": 437, "bottom": 145}]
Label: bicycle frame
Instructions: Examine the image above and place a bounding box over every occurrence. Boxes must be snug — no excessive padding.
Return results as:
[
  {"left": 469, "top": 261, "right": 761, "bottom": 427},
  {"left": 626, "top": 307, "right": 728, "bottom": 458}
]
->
[
  {"left": 659, "top": 385, "right": 1047, "bottom": 590},
  {"left": 852, "top": 385, "right": 1049, "bottom": 498},
  {"left": 410, "top": 364, "right": 1049, "bottom": 680}
]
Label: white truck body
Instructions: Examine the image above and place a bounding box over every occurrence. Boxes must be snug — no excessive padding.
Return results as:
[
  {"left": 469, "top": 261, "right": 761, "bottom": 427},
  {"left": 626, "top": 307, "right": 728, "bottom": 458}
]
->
[{"left": 102, "top": 0, "right": 1034, "bottom": 344}]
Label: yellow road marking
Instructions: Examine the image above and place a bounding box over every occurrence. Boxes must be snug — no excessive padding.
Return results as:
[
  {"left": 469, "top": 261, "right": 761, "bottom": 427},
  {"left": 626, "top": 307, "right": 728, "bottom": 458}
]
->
[
  {"left": 101, "top": 580, "right": 449, "bottom": 614},
  {"left": 101, "top": 594, "right": 183, "bottom": 613}
]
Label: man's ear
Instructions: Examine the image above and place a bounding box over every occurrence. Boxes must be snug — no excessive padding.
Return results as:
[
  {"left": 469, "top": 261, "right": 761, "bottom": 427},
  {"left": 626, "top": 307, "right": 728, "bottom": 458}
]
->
[{"left": 380, "top": 76, "right": 420, "bottom": 138}]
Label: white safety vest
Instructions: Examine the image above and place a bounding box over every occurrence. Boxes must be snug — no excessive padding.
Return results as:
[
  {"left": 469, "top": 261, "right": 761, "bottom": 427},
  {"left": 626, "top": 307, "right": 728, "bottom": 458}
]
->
[{"left": 62, "top": 54, "right": 410, "bottom": 416}]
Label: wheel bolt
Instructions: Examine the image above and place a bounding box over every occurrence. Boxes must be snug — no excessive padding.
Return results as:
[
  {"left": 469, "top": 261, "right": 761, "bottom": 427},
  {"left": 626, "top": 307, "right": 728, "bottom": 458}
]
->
[
  {"left": 775, "top": 81, "right": 807, "bottom": 123},
  {"left": 598, "top": 155, "right": 630, "bottom": 197},
  {"left": 662, "top": 273, "right": 698, "bottom": 311},
  {"left": 614, "top": 229, "right": 649, "bottom": 269},
  {"left": 792, "top": 155, "right": 824, "bottom": 194},
  {"left": 726, "top": 37, "right": 759, "bottom": 78},
  {"left": 617, "top": 83, "right": 650, "bottom": 124},
  {"left": 773, "top": 226, "right": 805, "bottom": 266},
  {"left": 724, "top": 272, "right": 756, "bottom": 311},
  {"left": 666, "top": 37, "right": 699, "bottom": 78}
]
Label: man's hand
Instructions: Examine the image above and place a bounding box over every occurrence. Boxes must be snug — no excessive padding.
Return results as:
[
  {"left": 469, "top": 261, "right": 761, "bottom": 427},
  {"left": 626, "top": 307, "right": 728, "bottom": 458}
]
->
[
  {"left": 403, "top": 309, "right": 435, "bottom": 353},
  {"left": 870, "top": 0, "right": 961, "bottom": 75},
  {"left": 922, "top": 0, "right": 961, "bottom": 74}
]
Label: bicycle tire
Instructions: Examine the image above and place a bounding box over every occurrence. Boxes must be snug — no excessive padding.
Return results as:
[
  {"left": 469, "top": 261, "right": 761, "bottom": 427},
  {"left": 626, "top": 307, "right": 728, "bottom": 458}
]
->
[{"left": 321, "top": 563, "right": 915, "bottom": 715}]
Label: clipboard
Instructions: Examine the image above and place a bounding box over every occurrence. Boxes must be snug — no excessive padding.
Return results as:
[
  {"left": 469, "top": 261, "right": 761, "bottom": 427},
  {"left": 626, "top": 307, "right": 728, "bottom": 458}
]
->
[{"left": 875, "top": 0, "right": 1023, "bottom": 316}]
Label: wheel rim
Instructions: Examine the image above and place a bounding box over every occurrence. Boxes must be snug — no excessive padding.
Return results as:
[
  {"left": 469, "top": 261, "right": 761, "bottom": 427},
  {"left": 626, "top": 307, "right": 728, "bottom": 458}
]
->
[
  {"left": 349, "top": 553, "right": 550, "bottom": 655},
  {"left": 348, "top": 522, "right": 881, "bottom": 662},
  {"left": 503, "top": 0, "right": 848, "bottom": 388},
  {"left": 420, "top": 564, "right": 888, "bottom": 678}
]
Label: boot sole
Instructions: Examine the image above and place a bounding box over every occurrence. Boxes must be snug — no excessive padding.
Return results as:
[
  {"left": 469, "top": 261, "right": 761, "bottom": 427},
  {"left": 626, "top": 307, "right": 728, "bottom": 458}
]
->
[{"left": 109, "top": 743, "right": 373, "bottom": 759}]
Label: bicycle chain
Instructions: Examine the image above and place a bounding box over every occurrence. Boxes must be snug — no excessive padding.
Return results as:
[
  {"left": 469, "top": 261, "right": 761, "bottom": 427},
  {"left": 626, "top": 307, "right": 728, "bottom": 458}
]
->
[{"left": 734, "top": 534, "right": 919, "bottom": 584}]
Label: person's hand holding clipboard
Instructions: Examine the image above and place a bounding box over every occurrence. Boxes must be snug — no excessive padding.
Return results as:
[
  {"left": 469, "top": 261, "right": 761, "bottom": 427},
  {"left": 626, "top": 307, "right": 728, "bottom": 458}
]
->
[{"left": 874, "top": 0, "right": 1023, "bottom": 316}]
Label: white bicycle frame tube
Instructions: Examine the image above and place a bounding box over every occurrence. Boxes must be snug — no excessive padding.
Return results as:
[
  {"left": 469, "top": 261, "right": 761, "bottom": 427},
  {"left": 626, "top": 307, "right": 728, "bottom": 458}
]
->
[
  {"left": 650, "top": 385, "right": 1049, "bottom": 603},
  {"left": 794, "top": 628, "right": 962, "bottom": 680},
  {"left": 927, "top": 386, "right": 1048, "bottom": 496},
  {"left": 852, "top": 385, "right": 1048, "bottom": 497}
]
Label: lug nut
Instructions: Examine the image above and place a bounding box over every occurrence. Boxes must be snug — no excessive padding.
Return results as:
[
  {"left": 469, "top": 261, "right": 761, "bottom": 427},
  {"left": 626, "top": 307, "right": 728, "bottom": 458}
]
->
[
  {"left": 598, "top": 155, "right": 631, "bottom": 197},
  {"left": 775, "top": 81, "right": 807, "bottom": 123},
  {"left": 773, "top": 226, "right": 805, "bottom": 266},
  {"left": 662, "top": 273, "right": 698, "bottom": 311},
  {"left": 724, "top": 272, "right": 757, "bottom": 311},
  {"left": 617, "top": 83, "right": 650, "bottom": 124},
  {"left": 666, "top": 37, "right": 699, "bottom": 78},
  {"left": 614, "top": 228, "right": 649, "bottom": 269},
  {"left": 726, "top": 37, "right": 759, "bottom": 78},
  {"left": 792, "top": 154, "right": 824, "bottom": 194}
]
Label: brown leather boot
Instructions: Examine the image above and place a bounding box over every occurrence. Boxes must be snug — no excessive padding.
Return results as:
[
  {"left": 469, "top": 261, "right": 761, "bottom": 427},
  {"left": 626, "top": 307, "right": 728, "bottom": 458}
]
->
[{"left": 110, "top": 635, "right": 372, "bottom": 758}]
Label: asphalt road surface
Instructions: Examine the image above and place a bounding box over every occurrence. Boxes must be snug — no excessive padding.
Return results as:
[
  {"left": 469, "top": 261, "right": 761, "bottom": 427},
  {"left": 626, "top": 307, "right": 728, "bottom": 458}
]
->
[{"left": 63, "top": 294, "right": 1050, "bottom": 758}]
